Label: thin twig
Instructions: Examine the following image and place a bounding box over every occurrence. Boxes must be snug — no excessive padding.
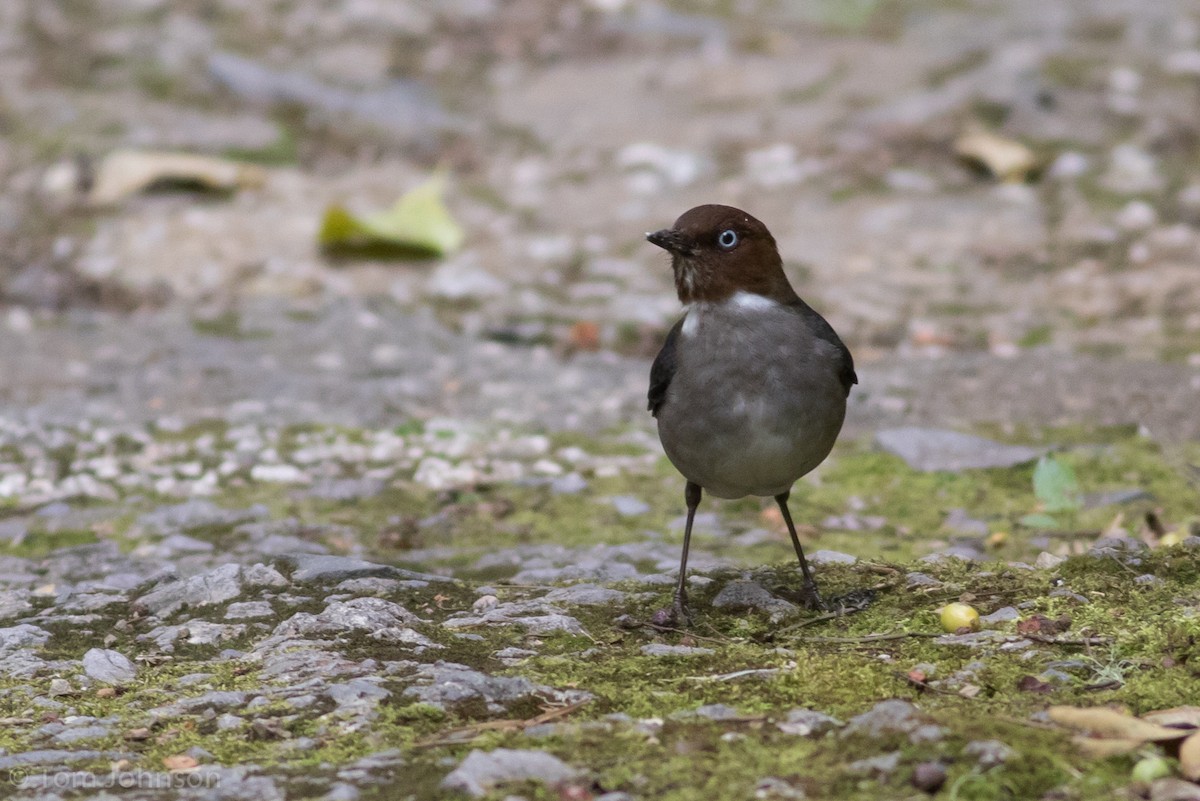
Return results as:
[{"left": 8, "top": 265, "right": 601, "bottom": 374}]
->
[
  {"left": 412, "top": 699, "right": 591, "bottom": 749},
  {"left": 642, "top": 623, "right": 735, "bottom": 645},
  {"left": 802, "top": 632, "right": 941, "bottom": 645},
  {"left": 1025, "top": 635, "right": 1112, "bottom": 647},
  {"left": 680, "top": 668, "right": 782, "bottom": 683}
]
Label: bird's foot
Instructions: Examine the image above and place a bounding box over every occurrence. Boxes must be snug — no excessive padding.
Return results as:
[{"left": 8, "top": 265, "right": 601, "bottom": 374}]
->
[
  {"left": 796, "top": 582, "right": 825, "bottom": 613},
  {"left": 829, "top": 587, "right": 877, "bottom": 614},
  {"left": 650, "top": 592, "right": 694, "bottom": 628}
]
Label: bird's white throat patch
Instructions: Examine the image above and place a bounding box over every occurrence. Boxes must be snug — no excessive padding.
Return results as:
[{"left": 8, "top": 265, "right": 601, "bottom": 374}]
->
[{"left": 681, "top": 291, "right": 779, "bottom": 337}]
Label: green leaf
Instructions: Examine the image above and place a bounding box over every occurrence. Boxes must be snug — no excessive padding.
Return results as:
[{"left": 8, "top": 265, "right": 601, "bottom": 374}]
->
[
  {"left": 1033, "top": 455, "right": 1080, "bottom": 513},
  {"left": 318, "top": 172, "right": 464, "bottom": 258},
  {"left": 1018, "top": 513, "right": 1059, "bottom": 529}
]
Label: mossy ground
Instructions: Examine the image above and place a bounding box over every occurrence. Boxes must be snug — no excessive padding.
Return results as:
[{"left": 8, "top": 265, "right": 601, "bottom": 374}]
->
[{"left": 1, "top": 423, "right": 1198, "bottom": 798}]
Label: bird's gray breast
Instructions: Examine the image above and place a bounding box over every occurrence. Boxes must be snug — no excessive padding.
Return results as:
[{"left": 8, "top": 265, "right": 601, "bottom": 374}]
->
[{"left": 656, "top": 294, "right": 847, "bottom": 499}]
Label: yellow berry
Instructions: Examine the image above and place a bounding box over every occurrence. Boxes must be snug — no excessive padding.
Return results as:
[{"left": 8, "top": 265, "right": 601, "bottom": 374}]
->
[{"left": 940, "top": 602, "right": 980, "bottom": 633}]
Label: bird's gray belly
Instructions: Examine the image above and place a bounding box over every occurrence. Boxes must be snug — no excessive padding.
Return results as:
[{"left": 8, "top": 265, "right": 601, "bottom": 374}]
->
[{"left": 656, "top": 322, "right": 846, "bottom": 499}]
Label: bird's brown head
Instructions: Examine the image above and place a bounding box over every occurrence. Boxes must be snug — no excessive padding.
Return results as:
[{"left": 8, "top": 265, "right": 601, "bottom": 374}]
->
[{"left": 646, "top": 204, "right": 797, "bottom": 305}]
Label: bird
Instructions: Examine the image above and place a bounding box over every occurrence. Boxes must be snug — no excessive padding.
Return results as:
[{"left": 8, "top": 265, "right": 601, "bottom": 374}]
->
[{"left": 646, "top": 204, "right": 857, "bottom": 625}]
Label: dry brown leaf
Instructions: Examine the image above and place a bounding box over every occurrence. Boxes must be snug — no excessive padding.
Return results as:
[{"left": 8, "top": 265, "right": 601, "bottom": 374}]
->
[
  {"left": 1049, "top": 706, "right": 1187, "bottom": 742},
  {"left": 88, "top": 149, "right": 267, "bottom": 206},
  {"left": 163, "top": 754, "right": 199, "bottom": 771},
  {"left": 1143, "top": 707, "right": 1200, "bottom": 730},
  {"left": 1071, "top": 735, "right": 1144, "bottom": 758},
  {"left": 954, "top": 130, "right": 1036, "bottom": 182},
  {"left": 1180, "top": 732, "right": 1200, "bottom": 782}
]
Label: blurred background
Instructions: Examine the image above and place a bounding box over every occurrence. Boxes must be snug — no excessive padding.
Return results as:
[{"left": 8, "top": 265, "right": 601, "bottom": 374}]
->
[{"left": 2, "top": 0, "right": 1200, "bottom": 436}]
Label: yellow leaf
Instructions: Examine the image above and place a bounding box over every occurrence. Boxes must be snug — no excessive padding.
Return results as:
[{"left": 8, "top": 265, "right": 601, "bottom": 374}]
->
[
  {"left": 1143, "top": 707, "right": 1200, "bottom": 730},
  {"left": 319, "top": 172, "right": 464, "bottom": 258},
  {"left": 1049, "top": 706, "right": 1188, "bottom": 742},
  {"left": 1180, "top": 732, "right": 1200, "bottom": 782}
]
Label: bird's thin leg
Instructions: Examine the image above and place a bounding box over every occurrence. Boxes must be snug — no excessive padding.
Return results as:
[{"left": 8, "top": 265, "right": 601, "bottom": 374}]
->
[
  {"left": 671, "top": 481, "right": 702, "bottom": 625},
  {"left": 775, "top": 491, "right": 826, "bottom": 611}
]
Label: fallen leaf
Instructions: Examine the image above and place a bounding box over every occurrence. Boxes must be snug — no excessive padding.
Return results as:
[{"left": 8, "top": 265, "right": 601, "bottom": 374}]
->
[
  {"left": 319, "top": 172, "right": 464, "bottom": 258},
  {"left": 1033, "top": 455, "right": 1081, "bottom": 513},
  {"left": 1017, "top": 675, "right": 1054, "bottom": 694},
  {"left": 1180, "top": 732, "right": 1200, "bottom": 781},
  {"left": 88, "top": 149, "right": 266, "bottom": 206},
  {"left": 1142, "top": 707, "right": 1200, "bottom": 729},
  {"left": 1049, "top": 706, "right": 1188, "bottom": 742},
  {"left": 568, "top": 321, "right": 601, "bottom": 351},
  {"left": 1017, "top": 614, "right": 1072, "bottom": 636},
  {"left": 954, "top": 130, "right": 1037, "bottom": 182},
  {"left": 163, "top": 754, "right": 199, "bottom": 771},
  {"left": 1072, "top": 735, "right": 1144, "bottom": 758}
]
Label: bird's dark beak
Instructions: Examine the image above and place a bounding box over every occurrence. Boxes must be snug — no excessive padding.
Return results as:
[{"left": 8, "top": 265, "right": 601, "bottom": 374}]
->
[{"left": 646, "top": 228, "right": 692, "bottom": 256}]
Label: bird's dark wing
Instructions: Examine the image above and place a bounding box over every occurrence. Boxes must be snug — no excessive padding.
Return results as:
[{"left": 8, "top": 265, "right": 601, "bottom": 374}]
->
[
  {"left": 648, "top": 317, "right": 685, "bottom": 417},
  {"left": 789, "top": 300, "right": 857, "bottom": 397}
]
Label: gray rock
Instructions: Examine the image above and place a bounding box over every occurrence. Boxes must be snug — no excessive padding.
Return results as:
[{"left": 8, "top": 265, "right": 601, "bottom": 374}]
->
[
  {"left": 905, "top": 572, "right": 941, "bottom": 588},
  {"left": 141, "top": 621, "right": 248, "bottom": 652},
  {"left": 639, "top": 644, "right": 714, "bottom": 657},
  {"left": 943, "top": 508, "right": 990, "bottom": 535},
  {"left": 135, "top": 563, "right": 245, "bottom": 617},
  {"left": 848, "top": 751, "right": 901, "bottom": 777},
  {"left": 980, "top": 607, "right": 1019, "bottom": 625},
  {"left": 402, "top": 661, "right": 589, "bottom": 715},
  {"left": 279, "top": 553, "right": 449, "bottom": 585},
  {"left": 225, "top": 601, "right": 274, "bottom": 620},
  {"left": 138, "top": 500, "right": 267, "bottom": 533},
  {"left": 609, "top": 495, "right": 650, "bottom": 517},
  {"left": 48, "top": 678, "right": 73, "bottom": 696},
  {"left": 148, "top": 690, "right": 252, "bottom": 721},
  {"left": 82, "top": 648, "right": 138, "bottom": 684},
  {"left": 326, "top": 679, "right": 391, "bottom": 711},
  {"left": 777, "top": 708, "right": 843, "bottom": 736},
  {"left": 51, "top": 725, "right": 112, "bottom": 744},
  {"left": 875, "top": 428, "right": 1045, "bottom": 471},
  {"left": 752, "top": 778, "right": 805, "bottom": 799},
  {"left": 0, "top": 590, "right": 33, "bottom": 621},
  {"left": 259, "top": 649, "right": 371, "bottom": 683},
  {"left": 440, "top": 748, "right": 579, "bottom": 797},
  {"left": 158, "top": 533, "right": 215, "bottom": 554},
  {"left": 333, "top": 577, "right": 403, "bottom": 596},
  {"left": 809, "top": 550, "right": 857, "bottom": 565},
  {"left": 1148, "top": 777, "right": 1200, "bottom": 801},
  {"left": 685, "top": 703, "right": 742, "bottom": 721},
  {"left": 207, "top": 51, "right": 463, "bottom": 143},
  {"left": 1081, "top": 489, "right": 1153, "bottom": 509},
  {"left": 1087, "top": 537, "right": 1147, "bottom": 563},
  {"left": 551, "top": 473, "right": 589, "bottom": 494},
  {"left": 965, "top": 739, "right": 1016, "bottom": 769},
  {"left": 263, "top": 597, "right": 433, "bottom": 649},
  {"left": 0, "top": 624, "right": 50, "bottom": 650},
  {"left": 324, "top": 782, "right": 362, "bottom": 801},
  {"left": 711, "top": 580, "right": 798, "bottom": 622},
  {"left": 934, "top": 631, "right": 1010, "bottom": 648},
  {"left": 307, "top": 478, "right": 385, "bottom": 501},
  {"left": 844, "top": 700, "right": 943, "bottom": 743},
  {"left": 1035, "top": 552, "right": 1066, "bottom": 569},
  {"left": 242, "top": 563, "right": 290, "bottom": 589},
  {"left": 541, "top": 584, "right": 627, "bottom": 606},
  {"left": 0, "top": 749, "right": 128, "bottom": 770},
  {"left": 921, "top": 546, "right": 983, "bottom": 562},
  {"left": 444, "top": 599, "right": 586, "bottom": 636}
]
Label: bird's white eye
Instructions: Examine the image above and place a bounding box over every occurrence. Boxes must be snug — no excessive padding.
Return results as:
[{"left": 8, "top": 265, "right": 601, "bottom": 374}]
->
[{"left": 717, "top": 229, "right": 738, "bottom": 249}]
